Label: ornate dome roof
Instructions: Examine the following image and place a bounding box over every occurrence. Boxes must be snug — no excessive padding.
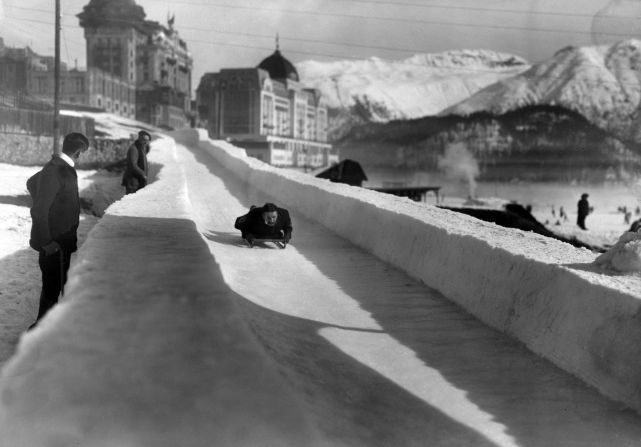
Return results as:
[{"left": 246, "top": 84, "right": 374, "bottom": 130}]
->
[
  {"left": 257, "top": 49, "right": 299, "bottom": 82},
  {"left": 77, "top": 0, "right": 146, "bottom": 28}
]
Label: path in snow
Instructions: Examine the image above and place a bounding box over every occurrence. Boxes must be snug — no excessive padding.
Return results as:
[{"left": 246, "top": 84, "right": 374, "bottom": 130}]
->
[{"left": 178, "top": 142, "right": 641, "bottom": 447}]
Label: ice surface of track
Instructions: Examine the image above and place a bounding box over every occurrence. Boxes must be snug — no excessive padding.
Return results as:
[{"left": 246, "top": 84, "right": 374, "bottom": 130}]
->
[{"left": 177, "top": 142, "right": 641, "bottom": 447}]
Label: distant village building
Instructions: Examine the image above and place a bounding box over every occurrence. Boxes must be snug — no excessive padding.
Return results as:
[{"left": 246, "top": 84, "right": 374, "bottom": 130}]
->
[
  {"left": 27, "top": 64, "right": 93, "bottom": 109},
  {"left": 196, "top": 43, "right": 337, "bottom": 168},
  {"left": 0, "top": 38, "right": 87, "bottom": 107},
  {"left": 0, "top": 38, "right": 41, "bottom": 94}
]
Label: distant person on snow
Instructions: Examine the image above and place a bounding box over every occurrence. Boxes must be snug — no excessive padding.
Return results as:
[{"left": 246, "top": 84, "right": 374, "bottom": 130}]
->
[
  {"left": 121, "top": 130, "right": 151, "bottom": 194},
  {"left": 577, "top": 193, "right": 590, "bottom": 230},
  {"left": 234, "top": 203, "right": 292, "bottom": 247},
  {"left": 559, "top": 206, "right": 567, "bottom": 220},
  {"left": 27, "top": 132, "right": 90, "bottom": 329}
]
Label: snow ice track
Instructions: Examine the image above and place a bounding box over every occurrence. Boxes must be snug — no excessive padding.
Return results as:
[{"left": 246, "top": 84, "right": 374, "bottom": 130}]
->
[{"left": 178, "top": 143, "right": 641, "bottom": 447}]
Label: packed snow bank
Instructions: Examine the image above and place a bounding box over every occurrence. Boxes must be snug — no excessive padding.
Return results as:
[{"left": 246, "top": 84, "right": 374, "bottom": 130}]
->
[
  {"left": 172, "top": 128, "right": 641, "bottom": 413},
  {"left": 0, "top": 136, "right": 326, "bottom": 446},
  {"left": 61, "top": 110, "right": 160, "bottom": 140},
  {"left": 595, "top": 232, "right": 641, "bottom": 273}
]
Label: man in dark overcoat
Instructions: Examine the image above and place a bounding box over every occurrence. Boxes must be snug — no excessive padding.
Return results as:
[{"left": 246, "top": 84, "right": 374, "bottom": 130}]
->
[
  {"left": 577, "top": 193, "right": 590, "bottom": 230},
  {"left": 121, "top": 130, "right": 151, "bottom": 194},
  {"left": 234, "top": 203, "right": 293, "bottom": 246},
  {"left": 27, "top": 132, "right": 89, "bottom": 328}
]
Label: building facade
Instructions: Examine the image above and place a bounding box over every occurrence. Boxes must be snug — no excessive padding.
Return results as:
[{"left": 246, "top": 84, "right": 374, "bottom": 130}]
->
[
  {"left": 77, "top": 0, "right": 193, "bottom": 128},
  {"left": 0, "top": 0, "right": 193, "bottom": 129},
  {"left": 0, "top": 38, "right": 38, "bottom": 93},
  {"left": 134, "top": 20, "right": 193, "bottom": 128},
  {"left": 196, "top": 47, "right": 336, "bottom": 168}
]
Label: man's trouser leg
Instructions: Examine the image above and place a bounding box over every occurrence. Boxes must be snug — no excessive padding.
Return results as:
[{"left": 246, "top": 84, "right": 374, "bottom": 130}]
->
[
  {"left": 125, "top": 177, "right": 141, "bottom": 195},
  {"left": 36, "top": 249, "right": 71, "bottom": 321}
]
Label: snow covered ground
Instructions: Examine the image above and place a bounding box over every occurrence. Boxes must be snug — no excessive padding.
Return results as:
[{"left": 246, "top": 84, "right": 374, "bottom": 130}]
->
[
  {"left": 60, "top": 110, "right": 159, "bottom": 140},
  {"left": 363, "top": 167, "right": 641, "bottom": 250},
  {"left": 2, "top": 131, "right": 641, "bottom": 445},
  {"left": 0, "top": 164, "right": 121, "bottom": 364}
]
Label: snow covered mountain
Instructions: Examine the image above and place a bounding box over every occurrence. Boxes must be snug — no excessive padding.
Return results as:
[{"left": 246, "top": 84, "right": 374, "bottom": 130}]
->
[
  {"left": 297, "top": 49, "right": 530, "bottom": 122},
  {"left": 297, "top": 43, "right": 641, "bottom": 183},
  {"left": 443, "top": 39, "right": 641, "bottom": 143}
]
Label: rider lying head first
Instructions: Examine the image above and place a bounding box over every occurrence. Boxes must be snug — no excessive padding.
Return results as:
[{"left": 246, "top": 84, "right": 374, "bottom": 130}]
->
[{"left": 234, "top": 203, "right": 293, "bottom": 244}]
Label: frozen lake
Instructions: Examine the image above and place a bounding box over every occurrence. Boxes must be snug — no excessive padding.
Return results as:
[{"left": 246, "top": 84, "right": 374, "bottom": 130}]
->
[{"left": 362, "top": 167, "right": 641, "bottom": 247}]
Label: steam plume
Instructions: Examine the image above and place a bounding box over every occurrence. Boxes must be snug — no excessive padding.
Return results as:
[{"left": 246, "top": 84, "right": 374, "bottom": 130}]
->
[{"left": 437, "top": 142, "right": 480, "bottom": 198}]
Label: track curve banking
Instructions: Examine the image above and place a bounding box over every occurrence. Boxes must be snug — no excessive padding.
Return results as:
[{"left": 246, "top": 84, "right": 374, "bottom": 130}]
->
[{"left": 177, "top": 141, "right": 641, "bottom": 447}]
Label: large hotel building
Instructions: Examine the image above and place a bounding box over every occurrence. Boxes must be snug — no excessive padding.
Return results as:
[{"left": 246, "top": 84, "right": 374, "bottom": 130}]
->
[{"left": 196, "top": 45, "right": 337, "bottom": 169}]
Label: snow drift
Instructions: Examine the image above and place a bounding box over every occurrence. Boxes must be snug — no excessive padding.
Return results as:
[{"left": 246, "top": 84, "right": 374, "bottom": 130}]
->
[{"left": 595, "top": 231, "right": 641, "bottom": 272}]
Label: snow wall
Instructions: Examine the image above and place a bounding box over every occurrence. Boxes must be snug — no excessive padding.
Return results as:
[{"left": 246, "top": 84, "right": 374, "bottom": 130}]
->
[
  {"left": 172, "top": 129, "right": 641, "bottom": 414},
  {"left": 0, "top": 135, "right": 327, "bottom": 446}
]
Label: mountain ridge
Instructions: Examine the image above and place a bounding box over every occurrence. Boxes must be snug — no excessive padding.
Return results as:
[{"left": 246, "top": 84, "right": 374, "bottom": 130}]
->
[
  {"left": 332, "top": 104, "right": 641, "bottom": 183},
  {"left": 298, "top": 49, "right": 530, "bottom": 121},
  {"left": 299, "top": 40, "right": 641, "bottom": 146},
  {"left": 296, "top": 41, "right": 641, "bottom": 183},
  {"left": 442, "top": 40, "right": 641, "bottom": 145}
]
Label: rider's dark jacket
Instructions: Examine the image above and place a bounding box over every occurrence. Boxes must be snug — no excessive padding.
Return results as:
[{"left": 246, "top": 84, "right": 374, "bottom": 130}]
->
[{"left": 234, "top": 206, "right": 292, "bottom": 240}]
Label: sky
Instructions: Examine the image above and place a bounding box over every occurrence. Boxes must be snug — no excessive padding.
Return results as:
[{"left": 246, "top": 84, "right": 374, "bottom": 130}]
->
[{"left": 0, "top": 0, "right": 639, "bottom": 92}]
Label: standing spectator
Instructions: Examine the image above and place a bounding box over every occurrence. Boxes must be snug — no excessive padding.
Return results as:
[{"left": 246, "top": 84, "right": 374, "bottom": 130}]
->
[
  {"left": 27, "top": 132, "right": 90, "bottom": 328},
  {"left": 121, "top": 130, "right": 151, "bottom": 194},
  {"left": 577, "top": 193, "right": 590, "bottom": 230}
]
